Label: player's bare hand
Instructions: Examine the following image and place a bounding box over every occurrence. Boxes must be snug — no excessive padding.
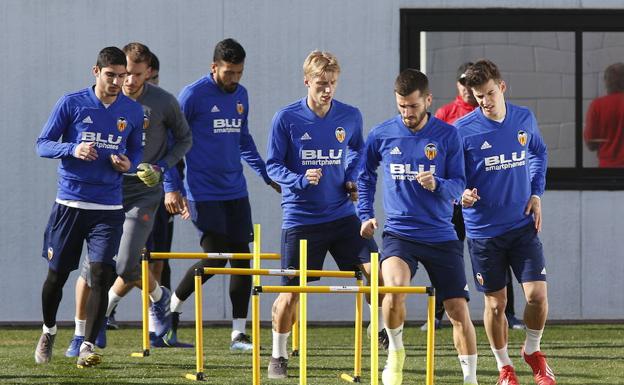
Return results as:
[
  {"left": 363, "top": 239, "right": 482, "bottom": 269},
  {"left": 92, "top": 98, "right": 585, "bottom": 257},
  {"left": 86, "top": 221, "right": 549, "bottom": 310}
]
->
[
  {"left": 525, "top": 195, "right": 542, "bottom": 232},
  {"left": 305, "top": 168, "right": 323, "bottom": 185},
  {"left": 416, "top": 171, "right": 436, "bottom": 191},
  {"left": 345, "top": 181, "right": 358, "bottom": 201},
  {"left": 461, "top": 188, "right": 480, "bottom": 208},
  {"left": 110, "top": 154, "right": 131, "bottom": 172},
  {"left": 74, "top": 142, "right": 98, "bottom": 161},
  {"left": 269, "top": 180, "right": 282, "bottom": 194},
  {"left": 360, "top": 218, "right": 378, "bottom": 239},
  {"left": 164, "top": 191, "right": 189, "bottom": 219}
]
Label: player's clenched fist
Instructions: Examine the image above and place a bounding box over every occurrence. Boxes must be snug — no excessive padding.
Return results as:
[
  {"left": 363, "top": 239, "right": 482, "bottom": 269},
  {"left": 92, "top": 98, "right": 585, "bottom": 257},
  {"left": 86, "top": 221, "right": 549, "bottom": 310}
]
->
[
  {"left": 73, "top": 141, "right": 98, "bottom": 161},
  {"left": 305, "top": 168, "right": 323, "bottom": 185},
  {"left": 416, "top": 170, "right": 436, "bottom": 191},
  {"left": 461, "top": 188, "right": 480, "bottom": 208}
]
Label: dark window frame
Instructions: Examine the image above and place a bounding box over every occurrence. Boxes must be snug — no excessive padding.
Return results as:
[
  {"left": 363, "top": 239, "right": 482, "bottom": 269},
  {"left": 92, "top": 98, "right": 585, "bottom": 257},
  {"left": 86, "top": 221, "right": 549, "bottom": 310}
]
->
[{"left": 400, "top": 8, "right": 624, "bottom": 190}]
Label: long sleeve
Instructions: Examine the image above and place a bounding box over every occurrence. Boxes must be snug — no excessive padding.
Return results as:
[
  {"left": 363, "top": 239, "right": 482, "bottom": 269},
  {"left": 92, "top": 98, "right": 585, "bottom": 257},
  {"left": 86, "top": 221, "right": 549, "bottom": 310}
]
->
[
  {"left": 527, "top": 112, "right": 548, "bottom": 196},
  {"left": 125, "top": 113, "right": 144, "bottom": 172},
  {"left": 266, "top": 113, "right": 308, "bottom": 191},
  {"left": 36, "top": 96, "right": 77, "bottom": 159},
  {"left": 240, "top": 117, "right": 271, "bottom": 184},
  {"left": 344, "top": 110, "right": 364, "bottom": 183},
  {"left": 433, "top": 130, "right": 466, "bottom": 202},
  {"left": 356, "top": 132, "right": 380, "bottom": 222}
]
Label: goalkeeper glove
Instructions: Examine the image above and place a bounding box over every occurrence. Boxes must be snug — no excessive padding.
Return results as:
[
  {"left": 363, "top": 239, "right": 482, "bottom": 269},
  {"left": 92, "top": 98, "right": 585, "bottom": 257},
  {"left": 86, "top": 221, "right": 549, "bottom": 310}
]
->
[{"left": 137, "top": 163, "right": 162, "bottom": 187}]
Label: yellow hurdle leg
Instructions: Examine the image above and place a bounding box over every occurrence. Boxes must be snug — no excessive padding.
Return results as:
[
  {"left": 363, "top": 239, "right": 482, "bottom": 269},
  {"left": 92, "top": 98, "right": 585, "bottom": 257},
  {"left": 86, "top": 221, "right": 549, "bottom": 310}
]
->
[
  {"left": 299, "top": 239, "right": 307, "bottom": 385},
  {"left": 185, "top": 269, "right": 205, "bottom": 381},
  {"left": 370, "top": 253, "right": 379, "bottom": 385},
  {"left": 426, "top": 289, "right": 436, "bottom": 385},
  {"left": 252, "top": 224, "right": 261, "bottom": 385},
  {"left": 341, "top": 275, "right": 363, "bottom": 383},
  {"left": 132, "top": 251, "right": 151, "bottom": 357}
]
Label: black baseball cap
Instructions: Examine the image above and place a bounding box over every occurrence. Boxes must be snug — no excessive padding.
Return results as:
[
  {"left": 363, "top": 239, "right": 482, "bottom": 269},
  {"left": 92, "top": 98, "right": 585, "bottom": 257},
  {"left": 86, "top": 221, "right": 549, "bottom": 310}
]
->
[{"left": 457, "top": 62, "right": 473, "bottom": 84}]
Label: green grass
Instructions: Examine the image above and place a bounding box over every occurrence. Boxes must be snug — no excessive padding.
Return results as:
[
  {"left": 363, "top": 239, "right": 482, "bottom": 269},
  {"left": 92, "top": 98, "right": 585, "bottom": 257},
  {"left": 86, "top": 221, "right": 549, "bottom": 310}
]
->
[{"left": 1, "top": 324, "right": 623, "bottom": 384}]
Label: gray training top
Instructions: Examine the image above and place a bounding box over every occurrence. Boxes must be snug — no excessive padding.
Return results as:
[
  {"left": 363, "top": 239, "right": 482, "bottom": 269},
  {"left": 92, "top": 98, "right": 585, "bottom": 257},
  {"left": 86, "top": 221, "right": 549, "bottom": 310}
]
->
[{"left": 123, "top": 82, "right": 192, "bottom": 206}]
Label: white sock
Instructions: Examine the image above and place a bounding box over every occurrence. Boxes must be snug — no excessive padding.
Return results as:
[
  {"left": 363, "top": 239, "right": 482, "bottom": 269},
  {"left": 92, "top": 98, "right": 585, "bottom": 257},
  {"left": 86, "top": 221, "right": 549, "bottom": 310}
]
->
[
  {"left": 272, "top": 330, "right": 290, "bottom": 359},
  {"left": 149, "top": 285, "right": 163, "bottom": 303},
  {"left": 74, "top": 317, "right": 86, "bottom": 337},
  {"left": 386, "top": 324, "right": 404, "bottom": 352},
  {"left": 232, "top": 318, "right": 247, "bottom": 340},
  {"left": 524, "top": 327, "right": 543, "bottom": 355},
  {"left": 106, "top": 288, "right": 123, "bottom": 317},
  {"left": 43, "top": 324, "right": 57, "bottom": 335},
  {"left": 458, "top": 354, "right": 478, "bottom": 384},
  {"left": 367, "top": 304, "right": 385, "bottom": 337},
  {"left": 80, "top": 341, "right": 94, "bottom": 350},
  {"left": 170, "top": 293, "right": 184, "bottom": 313},
  {"left": 149, "top": 309, "right": 157, "bottom": 333},
  {"left": 491, "top": 345, "right": 513, "bottom": 371}
]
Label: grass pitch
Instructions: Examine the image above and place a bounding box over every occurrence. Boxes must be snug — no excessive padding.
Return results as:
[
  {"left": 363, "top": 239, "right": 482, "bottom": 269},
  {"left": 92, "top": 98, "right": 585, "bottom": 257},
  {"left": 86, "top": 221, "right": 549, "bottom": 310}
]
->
[{"left": 1, "top": 324, "right": 622, "bottom": 384}]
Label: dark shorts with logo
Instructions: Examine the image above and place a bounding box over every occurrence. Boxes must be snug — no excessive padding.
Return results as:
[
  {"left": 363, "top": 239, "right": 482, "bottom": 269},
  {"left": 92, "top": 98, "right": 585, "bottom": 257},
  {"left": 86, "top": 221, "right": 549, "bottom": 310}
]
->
[
  {"left": 189, "top": 197, "right": 254, "bottom": 244},
  {"left": 382, "top": 232, "right": 469, "bottom": 301},
  {"left": 280, "top": 215, "right": 375, "bottom": 285},
  {"left": 41, "top": 202, "right": 124, "bottom": 273},
  {"left": 467, "top": 223, "right": 546, "bottom": 293}
]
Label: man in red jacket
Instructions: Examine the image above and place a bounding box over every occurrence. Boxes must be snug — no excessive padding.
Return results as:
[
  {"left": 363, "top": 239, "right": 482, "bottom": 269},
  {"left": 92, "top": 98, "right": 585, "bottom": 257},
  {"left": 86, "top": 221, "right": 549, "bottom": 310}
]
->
[{"left": 435, "top": 62, "right": 478, "bottom": 124}]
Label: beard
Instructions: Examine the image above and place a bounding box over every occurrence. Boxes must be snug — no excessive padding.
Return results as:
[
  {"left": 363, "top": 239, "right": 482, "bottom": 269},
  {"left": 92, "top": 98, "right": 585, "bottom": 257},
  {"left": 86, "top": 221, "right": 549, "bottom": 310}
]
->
[{"left": 403, "top": 110, "right": 428, "bottom": 130}]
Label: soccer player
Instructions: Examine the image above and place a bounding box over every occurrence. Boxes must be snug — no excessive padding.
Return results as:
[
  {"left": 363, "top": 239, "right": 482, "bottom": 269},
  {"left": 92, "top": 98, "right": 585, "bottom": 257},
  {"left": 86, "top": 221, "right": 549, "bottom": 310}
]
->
[
  {"left": 65, "top": 42, "right": 192, "bottom": 356},
  {"left": 455, "top": 59, "right": 555, "bottom": 385},
  {"left": 165, "top": 38, "right": 279, "bottom": 350},
  {"left": 358, "top": 69, "right": 478, "bottom": 385},
  {"left": 35, "top": 46, "right": 143, "bottom": 367},
  {"left": 265, "top": 50, "right": 373, "bottom": 379}
]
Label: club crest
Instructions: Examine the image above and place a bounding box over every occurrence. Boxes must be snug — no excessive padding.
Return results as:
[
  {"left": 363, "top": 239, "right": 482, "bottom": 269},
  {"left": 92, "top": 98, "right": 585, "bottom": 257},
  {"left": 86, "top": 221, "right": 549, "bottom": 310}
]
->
[
  {"left": 518, "top": 130, "right": 528, "bottom": 146},
  {"left": 424, "top": 143, "right": 437, "bottom": 160},
  {"left": 236, "top": 101, "right": 245, "bottom": 115},
  {"left": 335, "top": 127, "right": 346, "bottom": 143},
  {"left": 117, "top": 117, "right": 127, "bottom": 132}
]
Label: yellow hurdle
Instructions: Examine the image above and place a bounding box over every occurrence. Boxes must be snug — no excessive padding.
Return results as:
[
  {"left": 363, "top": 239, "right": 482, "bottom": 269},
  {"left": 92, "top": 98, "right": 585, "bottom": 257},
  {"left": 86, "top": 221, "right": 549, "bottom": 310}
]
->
[
  {"left": 185, "top": 269, "right": 205, "bottom": 381},
  {"left": 256, "top": 286, "right": 428, "bottom": 294},
  {"left": 299, "top": 239, "right": 307, "bottom": 385},
  {"left": 252, "top": 224, "right": 261, "bottom": 385},
  {"left": 370, "top": 252, "right": 379, "bottom": 385},
  {"left": 149, "top": 252, "right": 280, "bottom": 260},
  {"left": 130, "top": 250, "right": 152, "bottom": 358},
  {"left": 203, "top": 267, "right": 357, "bottom": 279}
]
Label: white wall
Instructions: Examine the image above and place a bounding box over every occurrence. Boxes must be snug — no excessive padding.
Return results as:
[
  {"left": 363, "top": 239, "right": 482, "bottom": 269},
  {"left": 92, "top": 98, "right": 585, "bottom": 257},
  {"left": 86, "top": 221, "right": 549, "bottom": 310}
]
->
[{"left": 1, "top": 0, "right": 622, "bottom": 323}]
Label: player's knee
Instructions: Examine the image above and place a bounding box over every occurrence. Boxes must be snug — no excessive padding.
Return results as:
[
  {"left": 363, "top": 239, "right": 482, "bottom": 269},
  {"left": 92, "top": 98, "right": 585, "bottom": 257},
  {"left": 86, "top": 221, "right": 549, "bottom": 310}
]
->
[
  {"left": 383, "top": 293, "right": 406, "bottom": 311},
  {"left": 444, "top": 298, "right": 471, "bottom": 325},
  {"left": 274, "top": 293, "right": 298, "bottom": 312},
  {"left": 89, "top": 262, "right": 114, "bottom": 289},
  {"left": 526, "top": 291, "right": 547, "bottom": 308}
]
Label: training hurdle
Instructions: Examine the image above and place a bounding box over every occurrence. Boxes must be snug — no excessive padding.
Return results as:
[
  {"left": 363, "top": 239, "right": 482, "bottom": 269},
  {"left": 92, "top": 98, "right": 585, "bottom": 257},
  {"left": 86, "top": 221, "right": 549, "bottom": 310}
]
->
[
  {"left": 184, "top": 225, "right": 363, "bottom": 381},
  {"left": 253, "top": 247, "right": 436, "bottom": 385},
  {"left": 133, "top": 224, "right": 280, "bottom": 358}
]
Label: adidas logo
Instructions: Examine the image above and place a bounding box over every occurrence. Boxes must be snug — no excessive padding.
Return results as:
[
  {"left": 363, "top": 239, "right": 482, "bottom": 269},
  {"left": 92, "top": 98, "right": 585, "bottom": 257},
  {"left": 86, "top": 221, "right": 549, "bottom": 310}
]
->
[
  {"left": 301, "top": 132, "right": 312, "bottom": 140},
  {"left": 82, "top": 116, "right": 93, "bottom": 124},
  {"left": 390, "top": 146, "right": 402, "bottom": 155},
  {"left": 464, "top": 284, "right": 469, "bottom": 291},
  {"left": 210, "top": 105, "right": 220, "bottom": 113},
  {"left": 480, "top": 141, "right": 492, "bottom": 150},
  {"left": 541, "top": 267, "right": 547, "bottom": 275}
]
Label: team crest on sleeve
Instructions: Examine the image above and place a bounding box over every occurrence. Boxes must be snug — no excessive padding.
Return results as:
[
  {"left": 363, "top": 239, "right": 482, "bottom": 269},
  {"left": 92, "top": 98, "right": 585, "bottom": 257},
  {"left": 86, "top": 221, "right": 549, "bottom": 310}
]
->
[
  {"left": 517, "top": 130, "right": 528, "bottom": 146},
  {"left": 424, "top": 143, "right": 437, "bottom": 160},
  {"left": 335, "top": 127, "right": 346, "bottom": 143},
  {"left": 236, "top": 101, "right": 245, "bottom": 115},
  {"left": 117, "top": 117, "right": 127, "bottom": 132}
]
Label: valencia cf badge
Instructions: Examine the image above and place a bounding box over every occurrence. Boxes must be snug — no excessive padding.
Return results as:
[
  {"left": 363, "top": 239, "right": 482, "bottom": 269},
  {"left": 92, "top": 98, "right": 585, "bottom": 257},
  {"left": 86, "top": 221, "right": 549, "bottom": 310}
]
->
[
  {"left": 518, "top": 130, "right": 528, "bottom": 146},
  {"left": 424, "top": 143, "right": 437, "bottom": 160},
  {"left": 236, "top": 101, "right": 245, "bottom": 115},
  {"left": 335, "top": 127, "right": 346, "bottom": 143},
  {"left": 476, "top": 273, "right": 484, "bottom": 286},
  {"left": 117, "top": 117, "right": 127, "bottom": 132},
  {"left": 47, "top": 247, "right": 54, "bottom": 260},
  {"left": 143, "top": 115, "right": 150, "bottom": 129}
]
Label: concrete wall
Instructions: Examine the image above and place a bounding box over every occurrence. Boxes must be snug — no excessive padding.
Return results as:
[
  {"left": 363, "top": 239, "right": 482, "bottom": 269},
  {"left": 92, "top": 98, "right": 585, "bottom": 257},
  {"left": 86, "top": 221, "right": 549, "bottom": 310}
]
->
[{"left": 1, "top": 0, "right": 623, "bottom": 324}]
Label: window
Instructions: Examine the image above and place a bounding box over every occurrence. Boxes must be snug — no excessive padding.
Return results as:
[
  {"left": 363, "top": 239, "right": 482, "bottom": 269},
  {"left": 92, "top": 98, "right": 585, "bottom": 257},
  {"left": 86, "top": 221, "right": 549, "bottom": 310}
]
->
[{"left": 400, "top": 9, "right": 624, "bottom": 189}]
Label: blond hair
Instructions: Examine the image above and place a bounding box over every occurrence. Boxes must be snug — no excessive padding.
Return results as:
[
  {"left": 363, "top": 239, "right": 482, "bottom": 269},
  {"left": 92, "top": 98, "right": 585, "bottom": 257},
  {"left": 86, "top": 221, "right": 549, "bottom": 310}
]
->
[{"left": 303, "top": 50, "right": 340, "bottom": 79}]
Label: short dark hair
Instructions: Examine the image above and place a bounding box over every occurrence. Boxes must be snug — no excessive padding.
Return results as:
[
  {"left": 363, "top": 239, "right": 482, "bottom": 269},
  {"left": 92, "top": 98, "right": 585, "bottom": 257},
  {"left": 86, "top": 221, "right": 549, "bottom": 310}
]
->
[
  {"left": 394, "top": 69, "right": 429, "bottom": 96},
  {"left": 213, "top": 38, "right": 246, "bottom": 64},
  {"left": 456, "top": 61, "right": 474, "bottom": 85},
  {"left": 604, "top": 62, "right": 624, "bottom": 94},
  {"left": 150, "top": 52, "right": 160, "bottom": 71},
  {"left": 123, "top": 42, "right": 152, "bottom": 65},
  {"left": 96, "top": 46, "right": 126, "bottom": 69},
  {"left": 463, "top": 59, "right": 502, "bottom": 88}
]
